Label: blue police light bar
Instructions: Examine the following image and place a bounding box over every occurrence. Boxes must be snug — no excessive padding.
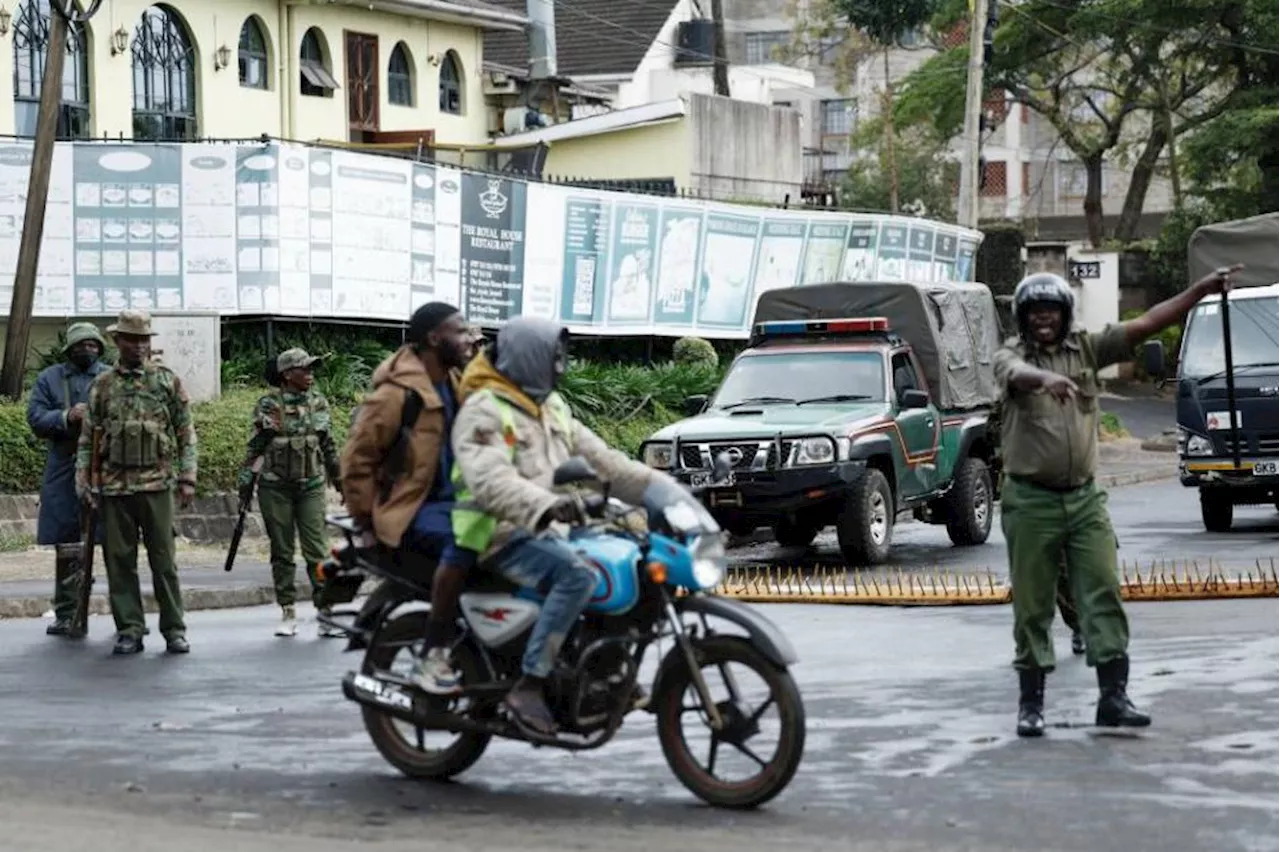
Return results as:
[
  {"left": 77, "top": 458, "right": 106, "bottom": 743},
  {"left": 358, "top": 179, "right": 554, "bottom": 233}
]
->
[{"left": 752, "top": 317, "right": 891, "bottom": 338}]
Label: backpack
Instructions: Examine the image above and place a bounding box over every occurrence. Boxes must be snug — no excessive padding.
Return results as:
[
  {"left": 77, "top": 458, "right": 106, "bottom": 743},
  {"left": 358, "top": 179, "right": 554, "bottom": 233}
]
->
[{"left": 349, "top": 388, "right": 424, "bottom": 503}]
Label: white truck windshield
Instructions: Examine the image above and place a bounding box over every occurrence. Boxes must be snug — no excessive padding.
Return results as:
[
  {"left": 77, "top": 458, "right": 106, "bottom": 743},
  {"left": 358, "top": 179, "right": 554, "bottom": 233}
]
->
[
  {"left": 711, "top": 351, "right": 885, "bottom": 408},
  {"left": 1180, "top": 294, "right": 1280, "bottom": 377}
]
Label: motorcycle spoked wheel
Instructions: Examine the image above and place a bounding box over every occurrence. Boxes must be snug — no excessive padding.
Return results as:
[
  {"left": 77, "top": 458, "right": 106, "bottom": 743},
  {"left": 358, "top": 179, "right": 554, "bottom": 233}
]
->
[
  {"left": 360, "top": 612, "right": 492, "bottom": 780},
  {"left": 654, "top": 635, "right": 806, "bottom": 810}
]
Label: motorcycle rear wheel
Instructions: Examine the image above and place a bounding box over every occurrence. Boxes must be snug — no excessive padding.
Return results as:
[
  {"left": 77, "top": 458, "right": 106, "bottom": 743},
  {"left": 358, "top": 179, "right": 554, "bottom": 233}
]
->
[
  {"left": 360, "top": 612, "right": 492, "bottom": 780},
  {"left": 654, "top": 635, "right": 806, "bottom": 809}
]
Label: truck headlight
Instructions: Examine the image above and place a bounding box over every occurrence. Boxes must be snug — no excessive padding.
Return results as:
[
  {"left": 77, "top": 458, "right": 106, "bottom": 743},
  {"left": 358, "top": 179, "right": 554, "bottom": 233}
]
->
[
  {"left": 794, "top": 437, "right": 836, "bottom": 465},
  {"left": 1180, "top": 429, "right": 1212, "bottom": 457},
  {"left": 643, "top": 442, "right": 673, "bottom": 469}
]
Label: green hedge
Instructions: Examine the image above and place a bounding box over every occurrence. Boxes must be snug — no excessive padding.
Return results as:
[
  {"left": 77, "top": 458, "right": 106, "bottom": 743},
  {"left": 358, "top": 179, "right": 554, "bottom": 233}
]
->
[{"left": 0, "top": 361, "right": 722, "bottom": 495}]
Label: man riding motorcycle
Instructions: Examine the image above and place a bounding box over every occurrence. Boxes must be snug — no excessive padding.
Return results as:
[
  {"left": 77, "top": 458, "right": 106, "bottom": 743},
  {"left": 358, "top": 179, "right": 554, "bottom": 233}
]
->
[{"left": 451, "top": 316, "right": 676, "bottom": 736}]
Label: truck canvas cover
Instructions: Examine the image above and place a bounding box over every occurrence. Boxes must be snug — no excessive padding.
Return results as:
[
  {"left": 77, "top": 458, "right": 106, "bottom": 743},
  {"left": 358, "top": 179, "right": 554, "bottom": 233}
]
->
[
  {"left": 1187, "top": 213, "right": 1279, "bottom": 289},
  {"left": 752, "top": 281, "right": 1000, "bottom": 410}
]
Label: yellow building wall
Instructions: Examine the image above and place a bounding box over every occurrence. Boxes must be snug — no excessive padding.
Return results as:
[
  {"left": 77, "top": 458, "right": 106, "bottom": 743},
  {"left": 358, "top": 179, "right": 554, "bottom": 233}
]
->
[
  {"left": 541, "top": 121, "right": 692, "bottom": 185},
  {"left": 0, "top": 0, "right": 491, "bottom": 146}
]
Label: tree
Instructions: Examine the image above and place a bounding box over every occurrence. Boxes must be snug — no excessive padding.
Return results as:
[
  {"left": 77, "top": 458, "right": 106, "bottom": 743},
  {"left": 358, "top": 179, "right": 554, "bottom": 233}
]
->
[
  {"left": 841, "top": 118, "right": 958, "bottom": 219},
  {"left": 894, "top": 0, "right": 1270, "bottom": 246},
  {"left": 830, "top": 0, "right": 941, "bottom": 213}
]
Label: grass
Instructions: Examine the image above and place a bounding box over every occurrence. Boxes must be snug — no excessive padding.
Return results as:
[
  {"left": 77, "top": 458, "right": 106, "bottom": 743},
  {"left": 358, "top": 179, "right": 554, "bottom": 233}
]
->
[
  {"left": 0, "top": 532, "right": 35, "bottom": 552},
  {"left": 1100, "top": 412, "right": 1129, "bottom": 440}
]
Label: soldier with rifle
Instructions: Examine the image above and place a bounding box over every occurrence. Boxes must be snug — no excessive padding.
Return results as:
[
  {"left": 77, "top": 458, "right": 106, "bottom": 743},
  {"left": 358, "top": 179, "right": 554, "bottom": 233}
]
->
[
  {"left": 27, "top": 322, "right": 108, "bottom": 637},
  {"left": 76, "top": 310, "right": 198, "bottom": 656},
  {"left": 236, "top": 348, "right": 341, "bottom": 637}
]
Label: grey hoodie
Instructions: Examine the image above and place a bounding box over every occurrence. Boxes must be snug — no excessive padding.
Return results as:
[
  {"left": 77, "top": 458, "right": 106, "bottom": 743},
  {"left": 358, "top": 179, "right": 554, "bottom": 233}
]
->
[{"left": 493, "top": 316, "right": 566, "bottom": 403}]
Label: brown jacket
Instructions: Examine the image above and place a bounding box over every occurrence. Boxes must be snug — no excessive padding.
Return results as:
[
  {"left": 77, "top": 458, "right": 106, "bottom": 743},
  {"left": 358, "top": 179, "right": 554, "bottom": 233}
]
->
[{"left": 340, "top": 346, "right": 457, "bottom": 548}]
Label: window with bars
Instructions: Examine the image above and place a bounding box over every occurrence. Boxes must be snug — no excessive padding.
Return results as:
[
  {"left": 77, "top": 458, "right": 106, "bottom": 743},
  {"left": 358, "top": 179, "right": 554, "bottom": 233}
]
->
[
  {"left": 744, "top": 31, "right": 789, "bottom": 65},
  {"left": 980, "top": 160, "right": 1006, "bottom": 197},
  {"left": 131, "top": 5, "right": 197, "bottom": 141},
  {"left": 345, "top": 31, "right": 378, "bottom": 131},
  {"left": 439, "top": 51, "right": 463, "bottom": 115},
  {"left": 388, "top": 42, "right": 413, "bottom": 106},
  {"left": 12, "top": 0, "right": 91, "bottom": 139},
  {"left": 821, "top": 98, "right": 856, "bottom": 137},
  {"left": 238, "top": 17, "right": 268, "bottom": 90},
  {"left": 300, "top": 27, "right": 338, "bottom": 97}
]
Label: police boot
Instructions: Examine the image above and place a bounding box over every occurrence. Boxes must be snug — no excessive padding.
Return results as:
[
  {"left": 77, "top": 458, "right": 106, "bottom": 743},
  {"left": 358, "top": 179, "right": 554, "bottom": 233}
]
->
[
  {"left": 1071, "top": 631, "right": 1086, "bottom": 656},
  {"left": 47, "top": 552, "right": 80, "bottom": 636},
  {"left": 1095, "top": 656, "right": 1151, "bottom": 728},
  {"left": 1016, "top": 668, "right": 1046, "bottom": 738}
]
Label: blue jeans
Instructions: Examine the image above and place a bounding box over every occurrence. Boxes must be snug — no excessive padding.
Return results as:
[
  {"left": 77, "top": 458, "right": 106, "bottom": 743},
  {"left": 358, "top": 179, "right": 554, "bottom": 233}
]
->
[{"left": 493, "top": 533, "right": 597, "bottom": 679}]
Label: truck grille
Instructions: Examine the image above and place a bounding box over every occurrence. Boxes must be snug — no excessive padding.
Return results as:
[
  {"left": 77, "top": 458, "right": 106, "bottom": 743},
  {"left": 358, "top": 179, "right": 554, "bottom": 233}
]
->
[
  {"left": 1222, "top": 432, "right": 1280, "bottom": 454},
  {"left": 677, "top": 440, "right": 797, "bottom": 471}
]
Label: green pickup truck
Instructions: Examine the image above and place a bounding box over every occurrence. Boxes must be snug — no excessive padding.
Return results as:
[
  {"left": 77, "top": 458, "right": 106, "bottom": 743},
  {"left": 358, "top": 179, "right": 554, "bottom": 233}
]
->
[{"left": 640, "top": 281, "right": 1003, "bottom": 565}]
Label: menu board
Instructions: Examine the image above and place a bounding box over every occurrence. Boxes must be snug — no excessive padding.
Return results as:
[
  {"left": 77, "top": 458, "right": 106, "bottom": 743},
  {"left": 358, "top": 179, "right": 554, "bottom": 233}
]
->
[{"left": 0, "top": 139, "right": 984, "bottom": 339}]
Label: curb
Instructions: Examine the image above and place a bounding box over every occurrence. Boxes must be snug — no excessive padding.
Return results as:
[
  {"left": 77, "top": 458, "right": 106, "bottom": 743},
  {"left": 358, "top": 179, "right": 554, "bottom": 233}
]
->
[
  {"left": 0, "top": 585, "right": 280, "bottom": 620},
  {"left": 1097, "top": 468, "right": 1176, "bottom": 488}
]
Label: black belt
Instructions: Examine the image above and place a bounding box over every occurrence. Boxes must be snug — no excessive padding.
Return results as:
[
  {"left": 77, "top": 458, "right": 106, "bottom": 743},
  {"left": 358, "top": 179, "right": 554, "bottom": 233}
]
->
[{"left": 1008, "top": 474, "right": 1093, "bottom": 494}]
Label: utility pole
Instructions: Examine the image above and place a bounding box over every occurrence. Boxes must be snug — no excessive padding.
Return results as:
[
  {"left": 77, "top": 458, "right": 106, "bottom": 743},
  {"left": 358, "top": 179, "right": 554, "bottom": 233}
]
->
[
  {"left": 710, "top": 0, "right": 731, "bottom": 97},
  {"left": 1, "top": 0, "right": 102, "bottom": 400},
  {"left": 955, "top": 0, "right": 989, "bottom": 229}
]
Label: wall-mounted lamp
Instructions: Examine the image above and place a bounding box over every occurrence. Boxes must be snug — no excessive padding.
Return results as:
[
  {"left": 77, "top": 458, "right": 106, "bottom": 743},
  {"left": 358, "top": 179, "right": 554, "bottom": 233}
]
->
[
  {"left": 426, "top": 53, "right": 441, "bottom": 67},
  {"left": 110, "top": 26, "right": 129, "bottom": 56},
  {"left": 0, "top": 6, "right": 12, "bottom": 37},
  {"left": 214, "top": 44, "right": 231, "bottom": 70}
]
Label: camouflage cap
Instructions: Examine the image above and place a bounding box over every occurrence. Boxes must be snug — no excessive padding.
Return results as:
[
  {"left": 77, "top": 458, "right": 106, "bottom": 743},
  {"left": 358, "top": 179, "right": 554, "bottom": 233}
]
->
[
  {"left": 106, "top": 309, "right": 157, "bottom": 337},
  {"left": 277, "top": 347, "right": 321, "bottom": 373},
  {"left": 63, "top": 322, "right": 106, "bottom": 353}
]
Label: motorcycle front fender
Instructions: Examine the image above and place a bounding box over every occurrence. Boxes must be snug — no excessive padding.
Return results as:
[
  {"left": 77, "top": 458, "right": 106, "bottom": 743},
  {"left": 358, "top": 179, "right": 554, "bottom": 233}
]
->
[{"left": 675, "top": 593, "right": 799, "bottom": 668}]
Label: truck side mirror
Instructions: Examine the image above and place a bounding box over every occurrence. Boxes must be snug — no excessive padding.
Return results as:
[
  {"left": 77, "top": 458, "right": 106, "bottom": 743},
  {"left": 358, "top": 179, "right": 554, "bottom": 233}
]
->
[
  {"left": 900, "top": 389, "right": 930, "bottom": 409},
  {"left": 1142, "top": 340, "right": 1166, "bottom": 383},
  {"left": 683, "top": 394, "right": 709, "bottom": 417}
]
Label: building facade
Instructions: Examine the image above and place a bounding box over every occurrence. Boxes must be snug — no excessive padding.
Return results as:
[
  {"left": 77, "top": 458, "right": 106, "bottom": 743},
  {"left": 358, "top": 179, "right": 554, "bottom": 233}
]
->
[{"left": 0, "top": 0, "right": 525, "bottom": 147}]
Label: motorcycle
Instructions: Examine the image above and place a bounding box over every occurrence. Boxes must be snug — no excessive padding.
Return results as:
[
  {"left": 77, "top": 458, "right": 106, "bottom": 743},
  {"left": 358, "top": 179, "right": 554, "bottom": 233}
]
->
[{"left": 316, "top": 454, "right": 806, "bottom": 810}]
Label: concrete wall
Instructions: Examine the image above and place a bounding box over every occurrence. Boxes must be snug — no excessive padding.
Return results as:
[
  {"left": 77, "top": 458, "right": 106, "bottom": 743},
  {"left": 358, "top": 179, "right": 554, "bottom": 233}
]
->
[
  {"left": 541, "top": 119, "right": 692, "bottom": 184},
  {"left": 686, "top": 93, "right": 802, "bottom": 202},
  {"left": 0, "top": 0, "right": 490, "bottom": 146}
]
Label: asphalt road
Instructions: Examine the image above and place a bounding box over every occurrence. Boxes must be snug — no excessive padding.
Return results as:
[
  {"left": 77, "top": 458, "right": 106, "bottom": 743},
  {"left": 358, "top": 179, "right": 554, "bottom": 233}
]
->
[
  {"left": 729, "top": 479, "right": 1278, "bottom": 578},
  {"left": 0, "top": 599, "right": 1274, "bottom": 851},
  {"left": 1101, "top": 392, "right": 1176, "bottom": 440}
]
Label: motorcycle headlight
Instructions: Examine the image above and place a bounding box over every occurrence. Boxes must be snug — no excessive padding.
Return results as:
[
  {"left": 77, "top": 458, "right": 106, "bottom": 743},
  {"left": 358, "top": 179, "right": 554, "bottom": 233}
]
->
[
  {"left": 643, "top": 442, "right": 673, "bottom": 469},
  {"left": 690, "top": 535, "right": 726, "bottom": 590},
  {"left": 1180, "top": 430, "right": 1213, "bottom": 456},
  {"left": 794, "top": 436, "right": 836, "bottom": 466}
]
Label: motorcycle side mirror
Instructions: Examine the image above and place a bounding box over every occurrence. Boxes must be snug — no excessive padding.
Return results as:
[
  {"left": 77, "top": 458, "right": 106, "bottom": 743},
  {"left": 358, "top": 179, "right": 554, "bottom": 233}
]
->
[
  {"left": 683, "top": 394, "right": 709, "bottom": 417},
  {"left": 552, "top": 456, "right": 601, "bottom": 487},
  {"left": 1142, "top": 339, "right": 1166, "bottom": 384}
]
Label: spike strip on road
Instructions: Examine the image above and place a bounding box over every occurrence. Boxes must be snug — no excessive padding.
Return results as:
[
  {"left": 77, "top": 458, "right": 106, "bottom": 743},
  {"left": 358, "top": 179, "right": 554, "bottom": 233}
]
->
[{"left": 713, "top": 559, "right": 1279, "bottom": 606}]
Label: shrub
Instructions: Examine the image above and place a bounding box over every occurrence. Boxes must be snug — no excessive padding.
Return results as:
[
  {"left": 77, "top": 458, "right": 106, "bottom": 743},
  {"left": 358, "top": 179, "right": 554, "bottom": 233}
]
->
[{"left": 672, "top": 336, "right": 719, "bottom": 369}]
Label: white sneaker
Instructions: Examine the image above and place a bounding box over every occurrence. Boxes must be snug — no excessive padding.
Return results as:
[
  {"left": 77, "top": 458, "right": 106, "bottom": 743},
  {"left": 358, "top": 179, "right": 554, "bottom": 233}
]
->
[
  {"left": 412, "top": 647, "right": 462, "bottom": 695},
  {"left": 317, "top": 607, "right": 344, "bottom": 639},
  {"left": 274, "top": 606, "right": 298, "bottom": 637}
]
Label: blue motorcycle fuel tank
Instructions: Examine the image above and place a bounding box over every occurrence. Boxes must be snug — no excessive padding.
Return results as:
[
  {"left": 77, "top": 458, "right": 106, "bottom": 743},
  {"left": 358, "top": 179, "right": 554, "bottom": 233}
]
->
[{"left": 571, "top": 532, "right": 643, "bottom": 615}]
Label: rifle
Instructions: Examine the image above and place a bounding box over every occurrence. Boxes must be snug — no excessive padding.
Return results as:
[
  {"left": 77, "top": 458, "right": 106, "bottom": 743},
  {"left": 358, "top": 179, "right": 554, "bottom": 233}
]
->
[
  {"left": 225, "top": 457, "right": 263, "bottom": 573},
  {"left": 68, "top": 426, "right": 102, "bottom": 639}
]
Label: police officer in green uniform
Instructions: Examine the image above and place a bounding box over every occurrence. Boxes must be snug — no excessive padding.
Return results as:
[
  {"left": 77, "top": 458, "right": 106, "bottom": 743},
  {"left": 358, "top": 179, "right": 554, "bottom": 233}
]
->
[
  {"left": 238, "top": 348, "right": 341, "bottom": 637},
  {"left": 996, "top": 266, "right": 1239, "bottom": 737},
  {"left": 76, "top": 310, "right": 198, "bottom": 656}
]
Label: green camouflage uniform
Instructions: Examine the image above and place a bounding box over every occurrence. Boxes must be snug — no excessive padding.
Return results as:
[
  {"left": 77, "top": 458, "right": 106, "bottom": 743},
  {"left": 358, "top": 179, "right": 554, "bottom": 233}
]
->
[
  {"left": 240, "top": 349, "right": 340, "bottom": 609},
  {"left": 994, "top": 325, "right": 1130, "bottom": 672},
  {"left": 75, "top": 353, "right": 197, "bottom": 643}
]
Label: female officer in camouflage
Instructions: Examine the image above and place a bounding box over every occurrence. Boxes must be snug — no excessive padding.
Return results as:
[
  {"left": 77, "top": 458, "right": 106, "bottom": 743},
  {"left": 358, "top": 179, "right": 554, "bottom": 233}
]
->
[
  {"left": 996, "top": 266, "right": 1238, "bottom": 738},
  {"left": 238, "top": 348, "right": 341, "bottom": 637}
]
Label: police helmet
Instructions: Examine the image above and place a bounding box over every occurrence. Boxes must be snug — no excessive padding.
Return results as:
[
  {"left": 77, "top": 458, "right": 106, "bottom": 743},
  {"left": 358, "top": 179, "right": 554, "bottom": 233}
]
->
[{"left": 1012, "top": 273, "right": 1074, "bottom": 341}]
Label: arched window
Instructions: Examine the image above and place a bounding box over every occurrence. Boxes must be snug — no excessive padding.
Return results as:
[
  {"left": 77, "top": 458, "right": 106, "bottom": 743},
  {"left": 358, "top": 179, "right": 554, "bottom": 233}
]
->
[
  {"left": 12, "top": 0, "right": 91, "bottom": 138},
  {"left": 299, "top": 27, "right": 337, "bottom": 97},
  {"left": 238, "top": 16, "right": 268, "bottom": 90},
  {"left": 131, "top": 5, "right": 197, "bottom": 141},
  {"left": 387, "top": 42, "right": 413, "bottom": 106},
  {"left": 438, "top": 50, "right": 462, "bottom": 115}
]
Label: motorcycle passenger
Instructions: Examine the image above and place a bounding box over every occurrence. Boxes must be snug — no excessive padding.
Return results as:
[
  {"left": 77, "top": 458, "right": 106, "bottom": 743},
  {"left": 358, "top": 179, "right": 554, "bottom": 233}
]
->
[
  {"left": 339, "top": 302, "right": 475, "bottom": 693},
  {"left": 451, "top": 316, "right": 671, "bottom": 736}
]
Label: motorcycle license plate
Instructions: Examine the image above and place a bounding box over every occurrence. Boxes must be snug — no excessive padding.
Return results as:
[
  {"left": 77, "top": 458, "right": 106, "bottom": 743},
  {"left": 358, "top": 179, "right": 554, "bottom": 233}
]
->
[
  {"left": 691, "top": 471, "right": 735, "bottom": 488},
  {"left": 1252, "top": 461, "right": 1278, "bottom": 476}
]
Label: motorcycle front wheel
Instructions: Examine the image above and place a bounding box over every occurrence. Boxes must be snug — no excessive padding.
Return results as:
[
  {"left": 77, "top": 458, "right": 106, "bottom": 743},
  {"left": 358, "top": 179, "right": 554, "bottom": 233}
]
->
[
  {"left": 654, "top": 635, "right": 806, "bottom": 809},
  {"left": 360, "top": 612, "right": 491, "bottom": 780}
]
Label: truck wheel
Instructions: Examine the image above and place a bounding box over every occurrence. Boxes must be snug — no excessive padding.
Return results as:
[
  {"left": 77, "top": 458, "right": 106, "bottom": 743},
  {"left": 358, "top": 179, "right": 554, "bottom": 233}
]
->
[
  {"left": 774, "top": 518, "right": 821, "bottom": 549},
  {"left": 1200, "top": 490, "right": 1233, "bottom": 532},
  {"left": 945, "top": 456, "right": 994, "bottom": 546},
  {"left": 837, "top": 468, "right": 893, "bottom": 566}
]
